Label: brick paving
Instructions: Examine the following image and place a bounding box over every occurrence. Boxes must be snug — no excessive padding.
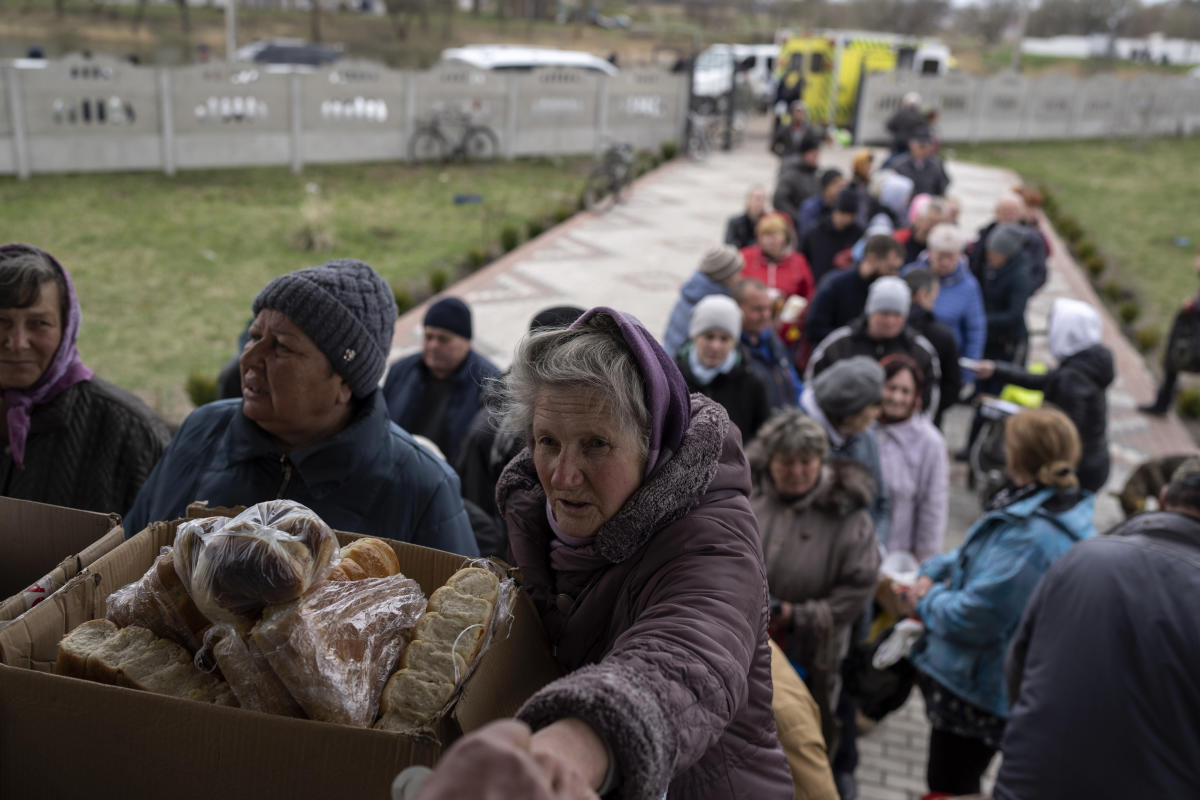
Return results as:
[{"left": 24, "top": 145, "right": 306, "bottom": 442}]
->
[{"left": 390, "top": 124, "right": 1196, "bottom": 798}]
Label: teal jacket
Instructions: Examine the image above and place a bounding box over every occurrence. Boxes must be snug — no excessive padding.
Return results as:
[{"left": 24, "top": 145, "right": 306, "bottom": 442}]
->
[
  {"left": 910, "top": 487, "right": 1095, "bottom": 717},
  {"left": 123, "top": 392, "right": 478, "bottom": 556}
]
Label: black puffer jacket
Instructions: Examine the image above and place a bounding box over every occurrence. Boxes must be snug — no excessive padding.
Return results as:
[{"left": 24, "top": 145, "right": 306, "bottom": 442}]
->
[
  {"left": 773, "top": 157, "right": 819, "bottom": 229},
  {"left": 676, "top": 347, "right": 772, "bottom": 444},
  {"left": 992, "top": 344, "right": 1115, "bottom": 492},
  {"left": 1, "top": 378, "right": 170, "bottom": 515}
]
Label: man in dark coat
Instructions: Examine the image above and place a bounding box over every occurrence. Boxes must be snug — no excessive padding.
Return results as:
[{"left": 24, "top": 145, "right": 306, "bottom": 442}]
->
[
  {"left": 124, "top": 259, "right": 478, "bottom": 556},
  {"left": 979, "top": 224, "right": 1035, "bottom": 373},
  {"left": 903, "top": 268, "right": 961, "bottom": 426},
  {"left": 807, "top": 276, "right": 942, "bottom": 416},
  {"left": 773, "top": 134, "right": 821, "bottom": 230},
  {"left": 996, "top": 458, "right": 1200, "bottom": 800},
  {"left": 805, "top": 234, "right": 905, "bottom": 350},
  {"left": 799, "top": 186, "right": 865, "bottom": 286},
  {"left": 890, "top": 129, "right": 950, "bottom": 197},
  {"left": 736, "top": 278, "right": 802, "bottom": 408},
  {"left": 724, "top": 185, "right": 769, "bottom": 250},
  {"left": 967, "top": 194, "right": 1049, "bottom": 294},
  {"left": 383, "top": 297, "right": 501, "bottom": 464},
  {"left": 886, "top": 92, "right": 927, "bottom": 156}
]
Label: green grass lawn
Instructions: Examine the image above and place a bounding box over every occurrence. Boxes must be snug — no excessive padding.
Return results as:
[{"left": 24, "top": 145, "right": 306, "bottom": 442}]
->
[
  {"left": 0, "top": 158, "right": 589, "bottom": 420},
  {"left": 950, "top": 137, "right": 1200, "bottom": 343}
]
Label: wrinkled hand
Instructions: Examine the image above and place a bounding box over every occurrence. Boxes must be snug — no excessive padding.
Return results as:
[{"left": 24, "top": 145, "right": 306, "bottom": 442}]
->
[
  {"left": 893, "top": 576, "right": 934, "bottom": 618},
  {"left": 973, "top": 360, "right": 996, "bottom": 380},
  {"left": 414, "top": 719, "right": 599, "bottom": 800},
  {"left": 530, "top": 718, "right": 610, "bottom": 795}
]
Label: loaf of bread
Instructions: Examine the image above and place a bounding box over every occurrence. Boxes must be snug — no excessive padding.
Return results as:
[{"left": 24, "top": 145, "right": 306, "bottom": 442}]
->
[
  {"left": 375, "top": 567, "right": 502, "bottom": 733},
  {"left": 327, "top": 538, "right": 401, "bottom": 582},
  {"left": 210, "top": 627, "right": 306, "bottom": 717},
  {"left": 174, "top": 501, "right": 338, "bottom": 624},
  {"left": 252, "top": 573, "right": 426, "bottom": 727},
  {"left": 106, "top": 547, "right": 211, "bottom": 652},
  {"left": 57, "top": 619, "right": 237, "bottom": 706}
]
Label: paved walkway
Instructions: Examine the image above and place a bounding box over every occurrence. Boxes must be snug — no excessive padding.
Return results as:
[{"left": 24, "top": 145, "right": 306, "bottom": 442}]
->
[{"left": 390, "top": 130, "right": 1195, "bottom": 799}]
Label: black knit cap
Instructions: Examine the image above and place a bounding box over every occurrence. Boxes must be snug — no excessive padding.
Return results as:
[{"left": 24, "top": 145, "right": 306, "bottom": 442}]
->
[
  {"left": 252, "top": 258, "right": 397, "bottom": 399},
  {"left": 834, "top": 186, "right": 860, "bottom": 213},
  {"left": 424, "top": 297, "right": 473, "bottom": 340}
]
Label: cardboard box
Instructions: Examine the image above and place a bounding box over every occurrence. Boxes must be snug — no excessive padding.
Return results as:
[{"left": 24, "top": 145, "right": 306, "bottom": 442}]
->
[
  {"left": 0, "top": 515, "right": 562, "bottom": 799},
  {"left": 0, "top": 497, "right": 122, "bottom": 627}
]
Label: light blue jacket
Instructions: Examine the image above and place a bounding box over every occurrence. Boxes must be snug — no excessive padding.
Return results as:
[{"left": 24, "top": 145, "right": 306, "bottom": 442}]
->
[
  {"left": 662, "top": 272, "right": 732, "bottom": 356},
  {"left": 910, "top": 487, "right": 1096, "bottom": 718},
  {"left": 902, "top": 254, "right": 986, "bottom": 366}
]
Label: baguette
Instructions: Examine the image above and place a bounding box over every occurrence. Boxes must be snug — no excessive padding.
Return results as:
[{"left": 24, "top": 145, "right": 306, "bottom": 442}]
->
[{"left": 327, "top": 538, "right": 401, "bottom": 582}]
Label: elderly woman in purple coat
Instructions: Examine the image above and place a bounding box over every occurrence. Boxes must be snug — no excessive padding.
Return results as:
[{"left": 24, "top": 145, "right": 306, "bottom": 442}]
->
[{"left": 484, "top": 307, "right": 793, "bottom": 800}]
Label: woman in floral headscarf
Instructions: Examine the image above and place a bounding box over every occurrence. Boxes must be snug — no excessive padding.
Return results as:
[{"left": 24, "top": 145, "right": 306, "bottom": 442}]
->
[{"left": 0, "top": 244, "right": 169, "bottom": 513}]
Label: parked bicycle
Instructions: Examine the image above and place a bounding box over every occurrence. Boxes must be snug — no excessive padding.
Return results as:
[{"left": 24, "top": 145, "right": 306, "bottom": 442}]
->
[
  {"left": 583, "top": 141, "right": 634, "bottom": 213},
  {"left": 409, "top": 108, "right": 499, "bottom": 163}
]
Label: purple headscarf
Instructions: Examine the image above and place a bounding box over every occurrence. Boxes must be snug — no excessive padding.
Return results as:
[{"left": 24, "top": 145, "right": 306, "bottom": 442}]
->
[
  {"left": 0, "top": 244, "right": 94, "bottom": 469},
  {"left": 548, "top": 307, "right": 691, "bottom": 574}
]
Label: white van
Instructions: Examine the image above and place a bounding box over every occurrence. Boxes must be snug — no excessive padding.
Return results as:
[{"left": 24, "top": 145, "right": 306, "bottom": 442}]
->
[
  {"left": 692, "top": 44, "right": 779, "bottom": 112},
  {"left": 439, "top": 45, "right": 619, "bottom": 76}
]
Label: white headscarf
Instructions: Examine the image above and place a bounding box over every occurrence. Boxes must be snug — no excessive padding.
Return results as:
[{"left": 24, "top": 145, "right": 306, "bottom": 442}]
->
[{"left": 1048, "top": 298, "right": 1102, "bottom": 362}]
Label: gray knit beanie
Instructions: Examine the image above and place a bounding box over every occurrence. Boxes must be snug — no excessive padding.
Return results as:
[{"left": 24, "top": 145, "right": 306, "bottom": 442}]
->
[
  {"left": 689, "top": 294, "right": 742, "bottom": 340},
  {"left": 866, "top": 275, "right": 912, "bottom": 317},
  {"left": 252, "top": 258, "right": 397, "bottom": 398},
  {"left": 986, "top": 223, "right": 1027, "bottom": 259},
  {"left": 697, "top": 245, "right": 744, "bottom": 284},
  {"left": 813, "top": 356, "right": 884, "bottom": 416}
]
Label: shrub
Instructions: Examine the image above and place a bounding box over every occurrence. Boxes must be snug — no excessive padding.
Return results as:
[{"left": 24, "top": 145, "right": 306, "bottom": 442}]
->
[
  {"left": 393, "top": 282, "right": 414, "bottom": 313},
  {"left": 526, "top": 219, "right": 545, "bottom": 239},
  {"left": 499, "top": 225, "right": 521, "bottom": 252},
  {"left": 185, "top": 370, "right": 218, "bottom": 408},
  {"left": 428, "top": 268, "right": 450, "bottom": 294},
  {"left": 1084, "top": 254, "right": 1106, "bottom": 278},
  {"left": 1056, "top": 215, "right": 1082, "bottom": 243},
  {"left": 1118, "top": 300, "right": 1140, "bottom": 324},
  {"left": 552, "top": 205, "right": 574, "bottom": 224},
  {"left": 1135, "top": 326, "right": 1162, "bottom": 352},
  {"left": 1101, "top": 279, "right": 1124, "bottom": 302},
  {"left": 465, "top": 247, "right": 488, "bottom": 271},
  {"left": 1074, "top": 240, "right": 1097, "bottom": 261},
  {"left": 1177, "top": 386, "right": 1200, "bottom": 419},
  {"left": 660, "top": 140, "right": 678, "bottom": 161}
]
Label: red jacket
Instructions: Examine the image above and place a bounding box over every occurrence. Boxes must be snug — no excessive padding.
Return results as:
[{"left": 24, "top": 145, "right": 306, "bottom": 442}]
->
[{"left": 740, "top": 246, "right": 814, "bottom": 301}]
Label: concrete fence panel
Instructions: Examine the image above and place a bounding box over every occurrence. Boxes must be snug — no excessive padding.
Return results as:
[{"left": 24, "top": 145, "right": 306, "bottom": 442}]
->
[
  {"left": 1023, "top": 76, "right": 1079, "bottom": 140},
  {"left": 1073, "top": 75, "right": 1124, "bottom": 138},
  {"left": 0, "top": 67, "right": 13, "bottom": 175},
  {"left": 925, "top": 72, "right": 979, "bottom": 142},
  {"left": 171, "top": 63, "right": 293, "bottom": 169},
  {"left": 511, "top": 67, "right": 603, "bottom": 157},
  {"left": 854, "top": 71, "right": 908, "bottom": 145},
  {"left": 973, "top": 73, "right": 1030, "bottom": 141},
  {"left": 606, "top": 68, "right": 688, "bottom": 152},
  {"left": 19, "top": 53, "right": 161, "bottom": 173},
  {"left": 300, "top": 60, "right": 408, "bottom": 165},
  {"left": 410, "top": 63, "right": 507, "bottom": 157}
]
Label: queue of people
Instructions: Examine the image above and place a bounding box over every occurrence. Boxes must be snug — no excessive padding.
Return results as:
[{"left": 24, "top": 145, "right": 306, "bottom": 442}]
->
[{"left": 5, "top": 119, "right": 1198, "bottom": 800}]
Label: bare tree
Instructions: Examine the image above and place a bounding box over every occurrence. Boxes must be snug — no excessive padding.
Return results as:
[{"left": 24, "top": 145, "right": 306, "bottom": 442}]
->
[
  {"left": 957, "top": 0, "right": 1018, "bottom": 45},
  {"left": 311, "top": 0, "right": 321, "bottom": 43}
]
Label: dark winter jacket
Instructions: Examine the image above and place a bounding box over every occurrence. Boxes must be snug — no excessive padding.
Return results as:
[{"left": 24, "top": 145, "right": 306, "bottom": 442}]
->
[
  {"left": 886, "top": 106, "right": 928, "bottom": 151},
  {"left": 675, "top": 347, "right": 772, "bottom": 443},
  {"left": 981, "top": 251, "right": 1035, "bottom": 363},
  {"left": 800, "top": 218, "right": 865, "bottom": 286},
  {"left": 991, "top": 344, "right": 1114, "bottom": 492},
  {"left": 773, "top": 157, "right": 820, "bottom": 228},
  {"left": 890, "top": 153, "right": 950, "bottom": 197},
  {"left": 804, "top": 267, "right": 872, "bottom": 349},
  {"left": 1, "top": 378, "right": 170, "bottom": 516},
  {"left": 997, "top": 511, "right": 1200, "bottom": 800},
  {"left": 742, "top": 329, "right": 802, "bottom": 409},
  {"left": 663, "top": 272, "right": 734, "bottom": 357},
  {"left": 383, "top": 349, "right": 501, "bottom": 464},
  {"left": 123, "top": 392, "right": 478, "bottom": 555},
  {"left": 908, "top": 304, "right": 961, "bottom": 425},
  {"left": 806, "top": 316, "right": 943, "bottom": 416},
  {"left": 969, "top": 220, "right": 1049, "bottom": 295},
  {"left": 724, "top": 213, "right": 758, "bottom": 250},
  {"left": 500, "top": 396, "right": 794, "bottom": 800}
]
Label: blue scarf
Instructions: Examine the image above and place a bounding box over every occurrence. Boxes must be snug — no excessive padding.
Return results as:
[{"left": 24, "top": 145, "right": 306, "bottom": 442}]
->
[{"left": 687, "top": 345, "right": 738, "bottom": 386}]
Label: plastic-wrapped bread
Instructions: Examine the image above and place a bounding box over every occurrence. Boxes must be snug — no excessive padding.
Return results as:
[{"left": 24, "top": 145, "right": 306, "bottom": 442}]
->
[
  {"left": 375, "top": 567, "right": 502, "bottom": 733},
  {"left": 174, "top": 501, "right": 339, "bottom": 624},
  {"left": 326, "top": 538, "right": 401, "bottom": 582},
  {"left": 106, "top": 547, "right": 211, "bottom": 652},
  {"left": 210, "top": 627, "right": 306, "bottom": 717},
  {"left": 56, "top": 619, "right": 237, "bottom": 706},
  {"left": 251, "top": 573, "right": 426, "bottom": 727}
]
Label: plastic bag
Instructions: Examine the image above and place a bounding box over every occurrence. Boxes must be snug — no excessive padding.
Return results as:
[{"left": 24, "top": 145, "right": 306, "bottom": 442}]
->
[
  {"left": 173, "top": 501, "right": 339, "bottom": 625},
  {"left": 208, "top": 625, "right": 306, "bottom": 717},
  {"left": 106, "top": 546, "right": 211, "bottom": 653},
  {"left": 251, "top": 572, "right": 427, "bottom": 727}
]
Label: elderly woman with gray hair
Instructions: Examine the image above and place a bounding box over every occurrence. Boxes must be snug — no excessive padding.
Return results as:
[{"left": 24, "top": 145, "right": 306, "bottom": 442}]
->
[
  {"left": 492, "top": 307, "right": 793, "bottom": 799},
  {"left": 747, "top": 408, "right": 881, "bottom": 758}
]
